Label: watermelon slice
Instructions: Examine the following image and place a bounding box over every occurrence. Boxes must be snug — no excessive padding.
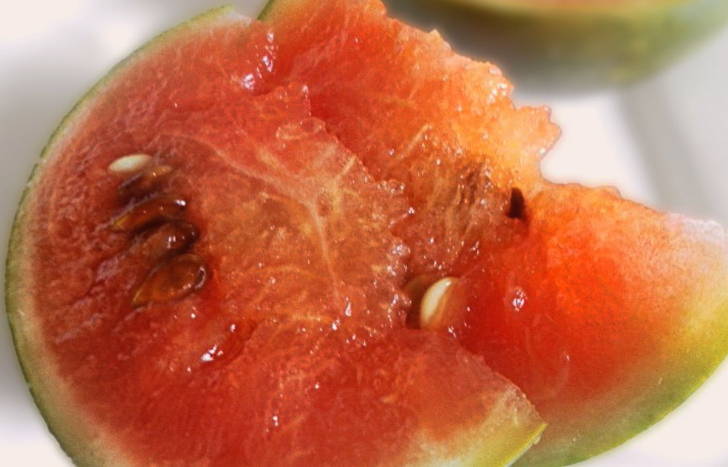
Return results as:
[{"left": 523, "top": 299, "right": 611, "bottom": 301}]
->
[
  {"left": 6, "top": 7, "right": 543, "bottom": 466},
  {"left": 6, "top": 0, "right": 728, "bottom": 466},
  {"left": 259, "top": 0, "right": 728, "bottom": 464},
  {"left": 435, "top": 184, "right": 728, "bottom": 465}
]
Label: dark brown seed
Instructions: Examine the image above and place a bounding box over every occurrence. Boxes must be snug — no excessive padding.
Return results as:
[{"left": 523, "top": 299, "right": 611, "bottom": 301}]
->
[
  {"left": 132, "top": 254, "right": 208, "bottom": 307},
  {"left": 507, "top": 187, "right": 526, "bottom": 220},
  {"left": 119, "top": 165, "right": 173, "bottom": 199},
  {"left": 111, "top": 195, "right": 186, "bottom": 232},
  {"left": 141, "top": 221, "right": 199, "bottom": 259}
]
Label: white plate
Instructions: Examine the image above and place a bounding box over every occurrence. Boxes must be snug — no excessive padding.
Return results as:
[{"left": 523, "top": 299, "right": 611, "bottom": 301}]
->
[{"left": 1, "top": 1, "right": 727, "bottom": 465}]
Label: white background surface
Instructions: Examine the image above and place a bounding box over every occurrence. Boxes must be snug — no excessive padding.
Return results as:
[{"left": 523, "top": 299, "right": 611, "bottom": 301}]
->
[{"left": 1, "top": 1, "right": 727, "bottom": 465}]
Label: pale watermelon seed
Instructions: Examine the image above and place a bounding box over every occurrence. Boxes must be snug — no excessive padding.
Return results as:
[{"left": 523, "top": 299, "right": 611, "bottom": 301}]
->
[
  {"left": 108, "top": 153, "right": 152, "bottom": 175},
  {"left": 420, "top": 277, "right": 458, "bottom": 329}
]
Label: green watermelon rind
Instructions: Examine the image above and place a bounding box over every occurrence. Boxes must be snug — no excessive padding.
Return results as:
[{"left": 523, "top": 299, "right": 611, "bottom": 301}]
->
[
  {"left": 438, "top": 0, "right": 709, "bottom": 15},
  {"left": 520, "top": 297, "right": 728, "bottom": 466},
  {"left": 387, "top": 0, "right": 728, "bottom": 90},
  {"left": 4, "top": 5, "right": 547, "bottom": 466},
  {"left": 4, "top": 7, "right": 244, "bottom": 466},
  {"left": 510, "top": 211, "right": 728, "bottom": 466}
]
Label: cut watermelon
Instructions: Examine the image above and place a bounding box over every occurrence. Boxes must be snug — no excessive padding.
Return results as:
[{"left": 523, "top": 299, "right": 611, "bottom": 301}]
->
[
  {"left": 259, "top": 0, "right": 728, "bottom": 464},
  {"left": 262, "top": 0, "right": 559, "bottom": 276},
  {"left": 6, "top": 0, "right": 728, "bottom": 466},
  {"left": 6, "top": 6, "right": 543, "bottom": 466},
  {"left": 435, "top": 185, "right": 728, "bottom": 465}
]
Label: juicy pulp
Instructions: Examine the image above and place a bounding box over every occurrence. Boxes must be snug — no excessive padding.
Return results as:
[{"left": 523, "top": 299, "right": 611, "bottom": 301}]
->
[
  {"left": 6, "top": 0, "right": 728, "bottom": 465},
  {"left": 263, "top": 0, "right": 558, "bottom": 275},
  {"left": 438, "top": 185, "right": 728, "bottom": 465},
  {"left": 6, "top": 6, "right": 543, "bottom": 466},
  {"left": 260, "top": 0, "right": 728, "bottom": 464}
]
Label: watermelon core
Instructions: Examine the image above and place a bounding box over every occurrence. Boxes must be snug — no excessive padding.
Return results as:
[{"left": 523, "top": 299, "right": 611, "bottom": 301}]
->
[{"left": 6, "top": 0, "right": 728, "bottom": 466}]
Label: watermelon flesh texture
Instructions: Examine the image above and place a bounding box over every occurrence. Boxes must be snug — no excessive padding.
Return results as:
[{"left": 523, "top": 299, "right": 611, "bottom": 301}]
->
[
  {"left": 263, "top": 0, "right": 559, "bottom": 276},
  {"left": 6, "top": 8, "right": 544, "bottom": 466},
  {"left": 442, "top": 185, "right": 728, "bottom": 466},
  {"left": 260, "top": 0, "right": 728, "bottom": 464},
  {"left": 8, "top": 0, "right": 728, "bottom": 465}
]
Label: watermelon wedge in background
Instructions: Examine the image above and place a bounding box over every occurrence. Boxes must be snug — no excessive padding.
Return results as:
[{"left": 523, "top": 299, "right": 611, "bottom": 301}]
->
[
  {"left": 385, "top": 0, "right": 728, "bottom": 91},
  {"left": 4, "top": 0, "right": 728, "bottom": 466}
]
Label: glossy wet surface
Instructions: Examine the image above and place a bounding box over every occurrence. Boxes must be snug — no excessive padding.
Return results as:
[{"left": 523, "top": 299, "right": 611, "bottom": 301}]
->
[{"left": 19, "top": 10, "right": 540, "bottom": 465}]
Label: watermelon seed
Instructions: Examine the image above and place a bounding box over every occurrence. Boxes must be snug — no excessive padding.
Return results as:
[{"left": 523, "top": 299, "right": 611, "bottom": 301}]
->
[
  {"left": 111, "top": 195, "right": 187, "bottom": 232},
  {"left": 107, "top": 153, "right": 151, "bottom": 175},
  {"left": 140, "top": 221, "right": 198, "bottom": 259},
  {"left": 507, "top": 187, "right": 526, "bottom": 220},
  {"left": 420, "top": 277, "right": 458, "bottom": 329},
  {"left": 403, "top": 274, "right": 439, "bottom": 328},
  {"left": 119, "top": 164, "right": 174, "bottom": 199},
  {"left": 132, "top": 253, "right": 207, "bottom": 307}
]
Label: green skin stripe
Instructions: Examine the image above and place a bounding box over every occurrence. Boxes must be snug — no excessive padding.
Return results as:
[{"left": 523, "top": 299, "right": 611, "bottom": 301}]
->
[
  {"left": 5, "top": 5, "right": 545, "bottom": 466},
  {"left": 383, "top": 0, "right": 728, "bottom": 92}
]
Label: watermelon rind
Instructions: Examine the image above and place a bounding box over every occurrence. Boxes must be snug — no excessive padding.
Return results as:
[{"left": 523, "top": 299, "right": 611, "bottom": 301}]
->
[
  {"left": 514, "top": 211, "right": 728, "bottom": 466},
  {"left": 385, "top": 0, "right": 728, "bottom": 91}
]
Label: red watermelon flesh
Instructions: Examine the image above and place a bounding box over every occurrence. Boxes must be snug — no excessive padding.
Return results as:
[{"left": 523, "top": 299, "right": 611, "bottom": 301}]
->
[
  {"left": 259, "top": 0, "right": 728, "bottom": 464},
  {"left": 263, "top": 0, "right": 560, "bottom": 276},
  {"left": 7, "top": 9, "right": 544, "bottom": 466},
  {"left": 438, "top": 184, "right": 728, "bottom": 465},
  {"left": 8, "top": 0, "right": 728, "bottom": 465}
]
